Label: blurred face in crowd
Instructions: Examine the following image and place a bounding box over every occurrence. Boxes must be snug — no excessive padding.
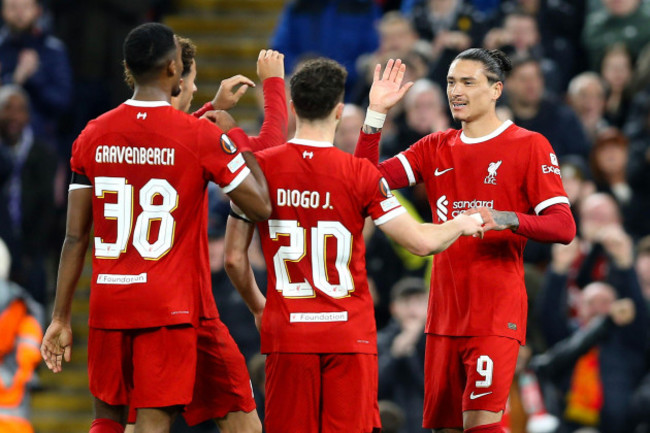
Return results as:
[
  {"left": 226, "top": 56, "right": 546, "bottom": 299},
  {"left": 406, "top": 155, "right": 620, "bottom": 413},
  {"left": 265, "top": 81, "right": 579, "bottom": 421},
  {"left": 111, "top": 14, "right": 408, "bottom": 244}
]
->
[
  {"left": 334, "top": 104, "right": 364, "bottom": 154},
  {"left": 379, "top": 16, "right": 417, "bottom": 54},
  {"left": 504, "top": 14, "right": 539, "bottom": 51},
  {"left": 579, "top": 193, "right": 621, "bottom": 241},
  {"left": 2, "top": 0, "right": 40, "bottom": 33},
  {"left": 569, "top": 75, "right": 606, "bottom": 119},
  {"left": 506, "top": 61, "right": 544, "bottom": 108},
  {"left": 172, "top": 59, "right": 197, "bottom": 113},
  {"left": 428, "top": 0, "right": 460, "bottom": 17},
  {"left": 447, "top": 59, "right": 502, "bottom": 124},
  {"left": 406, "top": 84, "right": 445, "bottom": 134},
  {"left": 0, "top": 91, "right": 29, "bottom": 145},
  {"left": 593, "top": 141, "right": 628, "bottom": 181},
  {"left": 560, "top": 164, "right": 585, "bottom": 205},
  {"left": 603, "top": 0, "right": 639, "bottom": 16},
  {"left": 601, "top": 48, "right": 632, "bottom": 93},
  {"left": 579, "top": 282, "right": 616, "bottom": 323},
  {"left": 391, "top": 292, "right": 428, "bottom": 327}
]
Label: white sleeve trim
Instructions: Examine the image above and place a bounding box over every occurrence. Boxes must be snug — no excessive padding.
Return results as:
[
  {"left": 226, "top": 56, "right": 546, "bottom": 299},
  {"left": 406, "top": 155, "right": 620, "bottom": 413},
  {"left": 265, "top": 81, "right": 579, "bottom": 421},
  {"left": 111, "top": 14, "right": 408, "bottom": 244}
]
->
[
  {"left": 373, "top": 206, "right": 407, "bottom": 226},
  {"left": 222, "top": 166, "right": 251, "bottom": 193},
  {"left": 534, "top": 196, "right": 570, "bottom": 215},
  {"left": 69, "top": 183, "right": 92, "bottom": 191},
  {"left": 396, "top": 153, "right": 416, "bottom": 186}
]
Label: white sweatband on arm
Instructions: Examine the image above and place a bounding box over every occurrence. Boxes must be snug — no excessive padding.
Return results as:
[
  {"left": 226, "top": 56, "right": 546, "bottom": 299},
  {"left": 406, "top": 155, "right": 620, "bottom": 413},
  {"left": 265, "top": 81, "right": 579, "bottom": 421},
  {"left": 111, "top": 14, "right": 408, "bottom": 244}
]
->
[{"left": 364, "top": 109, "right": 386, "bottom": 129}]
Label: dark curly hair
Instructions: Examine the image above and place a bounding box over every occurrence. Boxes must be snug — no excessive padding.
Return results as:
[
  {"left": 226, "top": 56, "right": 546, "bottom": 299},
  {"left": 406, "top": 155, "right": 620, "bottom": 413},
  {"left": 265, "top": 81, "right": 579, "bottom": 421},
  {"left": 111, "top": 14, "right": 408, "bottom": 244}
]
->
[{"left": 290, "top": 58, "right": 347, "bottom": 120}]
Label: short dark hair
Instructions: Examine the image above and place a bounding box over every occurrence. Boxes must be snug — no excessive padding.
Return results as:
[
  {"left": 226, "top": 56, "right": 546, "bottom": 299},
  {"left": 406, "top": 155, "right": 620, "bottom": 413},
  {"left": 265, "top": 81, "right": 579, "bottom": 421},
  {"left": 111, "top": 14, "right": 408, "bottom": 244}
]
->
[
  {"left": 178, "top": 36, "right": 196, "bottom": 77},
  {"left": 455, "top": 48, "right": 512, "bottom": 84},
  {"left": 290, "top": 58, "right": 347, "bottom": 120},
  {"left": 123, "top": 23, "right": 177, "bottom": 80}
]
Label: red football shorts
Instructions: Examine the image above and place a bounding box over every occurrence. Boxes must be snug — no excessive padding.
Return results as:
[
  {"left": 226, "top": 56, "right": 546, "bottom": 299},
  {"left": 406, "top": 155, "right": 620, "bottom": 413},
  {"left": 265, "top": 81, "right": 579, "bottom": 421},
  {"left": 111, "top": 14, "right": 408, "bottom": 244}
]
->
[
  {"left": 265, "top": 353, "right": 381, "bottom": 433},
  {"left": 423, "top": 334, "right": 519, "bottom": 429},
  {"left": 126, "top": 319, "right": 256, "bottom": 425},
  {"left": 88, "top": 325, "right": 197, "bottom": 410}
]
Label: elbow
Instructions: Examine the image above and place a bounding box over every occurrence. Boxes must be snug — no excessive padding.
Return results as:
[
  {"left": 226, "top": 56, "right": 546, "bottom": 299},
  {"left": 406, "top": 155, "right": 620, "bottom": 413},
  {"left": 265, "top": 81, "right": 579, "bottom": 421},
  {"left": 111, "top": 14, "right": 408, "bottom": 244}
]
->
[
  {"left": 224, "top": 250, "right": 245, "bottom": 275},
  {"left": 410, "top": 239, "right": 438, "bottom": 257},
  {"left": 557, "top": 219, "right": 577, "bottom": 245},
  {"left": 246, "top": 202, "right": 272, "bottom": 223}
]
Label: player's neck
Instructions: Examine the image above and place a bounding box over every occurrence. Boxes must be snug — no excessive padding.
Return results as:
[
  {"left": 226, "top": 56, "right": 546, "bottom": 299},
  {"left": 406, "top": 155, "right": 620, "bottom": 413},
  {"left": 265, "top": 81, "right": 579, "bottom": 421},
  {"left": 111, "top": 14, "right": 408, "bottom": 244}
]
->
[
  {"left": 131, "top": 84, "right": 172, "bottom": 104},
  {"left": 294, "top": 120, "right": 335, "bottom": 144},
  {"left": 461, "top": 113, "right": 504, "bottom": 139}
]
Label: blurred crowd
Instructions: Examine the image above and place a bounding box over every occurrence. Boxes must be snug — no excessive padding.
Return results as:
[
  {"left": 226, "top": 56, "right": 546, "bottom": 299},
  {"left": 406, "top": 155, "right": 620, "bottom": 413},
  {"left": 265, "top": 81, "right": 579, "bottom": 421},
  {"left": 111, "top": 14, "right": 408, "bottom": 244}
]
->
[{"left": 1, "top": 0, "right": 650, "bottom": 432}]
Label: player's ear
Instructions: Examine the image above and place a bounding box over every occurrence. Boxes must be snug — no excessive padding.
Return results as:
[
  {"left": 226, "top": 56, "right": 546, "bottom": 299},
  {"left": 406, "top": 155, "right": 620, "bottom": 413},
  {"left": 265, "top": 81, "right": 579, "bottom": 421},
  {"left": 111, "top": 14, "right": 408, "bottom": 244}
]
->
[
  {"left": 493, "top": 81, "right": 503, "bottom": 101},
  {"left": 289, "top": 100, "right": 296, "bottom": 116},
  {"left": 334, "top": 102, "right": 344, "bottom": 121}
]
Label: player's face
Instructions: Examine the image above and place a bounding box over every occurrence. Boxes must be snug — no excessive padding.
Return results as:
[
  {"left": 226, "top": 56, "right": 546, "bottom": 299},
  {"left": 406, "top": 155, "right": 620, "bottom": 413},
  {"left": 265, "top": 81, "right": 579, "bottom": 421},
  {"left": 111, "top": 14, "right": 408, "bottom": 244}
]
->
[
  {"left": 446, "top": 59, "right": 500, "bottom": 124},
  {"left": 172, "top": 60, "right": 197, "bottom": 113}
]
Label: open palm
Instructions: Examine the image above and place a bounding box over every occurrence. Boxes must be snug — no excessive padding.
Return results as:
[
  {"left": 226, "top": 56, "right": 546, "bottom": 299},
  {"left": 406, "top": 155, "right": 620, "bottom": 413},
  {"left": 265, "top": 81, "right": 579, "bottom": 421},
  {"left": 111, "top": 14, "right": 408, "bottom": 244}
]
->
[{"left": 368, "top": 59, "right": 414, "bottom": 113}]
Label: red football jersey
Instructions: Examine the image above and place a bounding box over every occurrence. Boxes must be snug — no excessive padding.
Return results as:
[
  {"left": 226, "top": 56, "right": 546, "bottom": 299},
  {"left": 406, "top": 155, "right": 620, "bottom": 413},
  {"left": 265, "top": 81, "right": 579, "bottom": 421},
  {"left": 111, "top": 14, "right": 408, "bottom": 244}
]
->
[
  {"left": 70, "top": 100, "right": 250, "bottom": 329},
  {"left": 398, "top": 121, "right": 569, "bottom": 343},
  {"left": 255, "top": 139, "right": 406, "bottom": 354}
]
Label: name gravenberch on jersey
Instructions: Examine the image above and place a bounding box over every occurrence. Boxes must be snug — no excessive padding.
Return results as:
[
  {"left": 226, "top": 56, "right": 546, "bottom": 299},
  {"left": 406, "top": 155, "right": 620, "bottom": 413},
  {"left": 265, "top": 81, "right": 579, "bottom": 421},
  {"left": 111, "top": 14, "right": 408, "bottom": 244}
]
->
[{"left": 95, "top": 145, "right": 175, "bottom": 166}]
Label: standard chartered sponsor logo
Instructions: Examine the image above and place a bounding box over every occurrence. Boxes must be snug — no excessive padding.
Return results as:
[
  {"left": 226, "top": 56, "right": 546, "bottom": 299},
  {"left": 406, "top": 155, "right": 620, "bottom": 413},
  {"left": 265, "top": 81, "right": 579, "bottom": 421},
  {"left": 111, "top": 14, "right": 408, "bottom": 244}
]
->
[
  {"left": 438, "top": 196, "right": 495, "bottom": 220},
  {"left": 97, "top": 273, "right": 147, "bottom": 284},
  {"left": 436, "top": 195, "right": 449, "bottom": 222},
  {"left": 289, "top": 311, "right": 348, "bottom": 323}
]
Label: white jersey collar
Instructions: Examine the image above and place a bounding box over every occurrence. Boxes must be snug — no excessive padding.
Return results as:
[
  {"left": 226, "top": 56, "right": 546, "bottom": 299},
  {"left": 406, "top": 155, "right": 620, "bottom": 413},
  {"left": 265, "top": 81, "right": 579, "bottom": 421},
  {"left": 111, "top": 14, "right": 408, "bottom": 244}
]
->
[
  {"left": 124, "top": 99, "right": 171, "bottom": 107},
  {"left": 460, "top": 120, "right": 513, "bottom": 144},
  {"left": 289, "top": 138, "right": 333, "bottom": 148}
]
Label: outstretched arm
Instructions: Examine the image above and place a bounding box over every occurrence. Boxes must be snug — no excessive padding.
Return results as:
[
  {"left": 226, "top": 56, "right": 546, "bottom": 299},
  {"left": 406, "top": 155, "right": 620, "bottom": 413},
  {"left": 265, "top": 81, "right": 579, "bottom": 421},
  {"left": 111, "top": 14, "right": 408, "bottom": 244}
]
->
[
  {"left": 224, "top": 215, "right": 266, "bottom": 331},
  {"left": 378, "top": 210, "right": 486, "bottom": 256},
  {"left": 41, "top": 187, "right": 92, "bottom": 373}
]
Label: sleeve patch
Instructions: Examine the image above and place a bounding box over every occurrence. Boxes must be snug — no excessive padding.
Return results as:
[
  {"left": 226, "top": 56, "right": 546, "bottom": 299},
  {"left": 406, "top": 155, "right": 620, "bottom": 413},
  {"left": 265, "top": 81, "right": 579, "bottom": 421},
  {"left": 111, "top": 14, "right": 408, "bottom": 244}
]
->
[
  {"left": 380, "top": 196, "right": 400, "bottom": 212},
  {"left": 221, "top": 133, "right": 238, "bottom": 154},
  {"left": 227, "top": 153, "right": 245, "bottom": 173}
]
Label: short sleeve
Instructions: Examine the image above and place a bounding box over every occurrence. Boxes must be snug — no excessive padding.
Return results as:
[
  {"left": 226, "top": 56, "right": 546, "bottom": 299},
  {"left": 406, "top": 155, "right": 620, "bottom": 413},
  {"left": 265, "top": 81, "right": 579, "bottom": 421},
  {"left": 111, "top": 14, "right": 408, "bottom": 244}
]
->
[
  {"left": 70, "top": 125, "right": 90, "bottom": 176},
  {"left": 525, "top": 134, "right": 570, "bottom": 214},
  {"left": 358, "top": 160, "right": 406, "bottom": 226},
  {"left": 398, "top": 135, "right": 430, "bottom": 186},
  {"left": 197, "top": 121, "right": 250, "bottom": 193}
]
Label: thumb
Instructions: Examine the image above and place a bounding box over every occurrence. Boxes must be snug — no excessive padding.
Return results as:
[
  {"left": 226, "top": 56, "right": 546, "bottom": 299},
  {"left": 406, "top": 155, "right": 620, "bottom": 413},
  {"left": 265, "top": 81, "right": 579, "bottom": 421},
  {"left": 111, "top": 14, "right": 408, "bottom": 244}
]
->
[
  {"left": 64, "top": 345, "right": 72, "bottom": 362},
  {"left": 398, "top": 81, "right": 414, "bottom": 97},
  {"left": 234, "top": 84, "right": 249, "bottom": 98}
]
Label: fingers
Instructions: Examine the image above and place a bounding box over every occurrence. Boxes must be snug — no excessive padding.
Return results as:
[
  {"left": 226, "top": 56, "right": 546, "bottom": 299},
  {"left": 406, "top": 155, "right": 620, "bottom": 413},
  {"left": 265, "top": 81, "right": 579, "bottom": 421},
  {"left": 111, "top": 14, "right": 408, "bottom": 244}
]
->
[
  {"left": 373, "top": 63, "right": 381, "bottom": 83},
  {"left": 382, "top": 59, "right": 395, "bottom": 81},
  {"left": 234, "top": 84, "right": 249, "bottom": 98},
  {"left": 64, "top": 345, "right": 72, "bottom": 363},
  {"left": 222, "top": 74, "right": 255, "bottom": 89},
  {"left": 388, "top": 59, "right": 402, "bottom": 83}
]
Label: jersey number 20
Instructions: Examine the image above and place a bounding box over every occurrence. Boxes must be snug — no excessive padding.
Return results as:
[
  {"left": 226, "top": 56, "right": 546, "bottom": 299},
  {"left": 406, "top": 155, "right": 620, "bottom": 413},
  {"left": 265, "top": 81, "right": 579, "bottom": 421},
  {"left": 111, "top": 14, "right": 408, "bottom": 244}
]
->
[{"left": 269, "top": 219, "right": 353, "bottom": 299}]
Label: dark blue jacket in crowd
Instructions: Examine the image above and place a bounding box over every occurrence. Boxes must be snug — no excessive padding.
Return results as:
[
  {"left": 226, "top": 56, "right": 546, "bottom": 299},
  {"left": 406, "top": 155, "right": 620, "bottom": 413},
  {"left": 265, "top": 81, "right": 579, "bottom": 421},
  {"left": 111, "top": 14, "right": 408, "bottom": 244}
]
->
[
  {"left": 537, "top": 263, "right": 648, "bottom": 433},
  {"left": 0, "top": 27, "right": 72, "bottom": 146}
]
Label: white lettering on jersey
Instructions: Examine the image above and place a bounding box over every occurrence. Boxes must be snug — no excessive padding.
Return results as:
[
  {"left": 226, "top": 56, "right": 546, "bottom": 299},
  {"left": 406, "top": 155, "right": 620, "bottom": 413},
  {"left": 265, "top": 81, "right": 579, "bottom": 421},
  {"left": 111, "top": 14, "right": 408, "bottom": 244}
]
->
[
  {"left": 302, "top": 151, "right": 313, "bottom": 159},
  {"left": 550, "top": 153, "right": 558, "bottom": 166},
  {"left": 380, "top": 196, "right": 400, "bottom": 212},
  {"left": 436, "top": 195, "right": 449, "bottom": 222},
  {"left": 277, "top": 188, "right": 332, "bottom": 210},
  {"left": 97, "top": 273, "right": 147, "bottom": 284},
  {"left": 290, "top": 312, "right": 348, "bottom": 323},
  {"left": 448, "top": 199, "right": 495, "bottom": 218},
  {"left": 542, "top": 165, "right": 561, "bottom": 176},
  {"left": 95, "top": 145, "right": 175, "bottom": 166},
  {"left": 484, "top": 160, "right": 502, "bottom": 185},
  {"left": 136, "top": 112, "right": 147, "bottom": 120}
]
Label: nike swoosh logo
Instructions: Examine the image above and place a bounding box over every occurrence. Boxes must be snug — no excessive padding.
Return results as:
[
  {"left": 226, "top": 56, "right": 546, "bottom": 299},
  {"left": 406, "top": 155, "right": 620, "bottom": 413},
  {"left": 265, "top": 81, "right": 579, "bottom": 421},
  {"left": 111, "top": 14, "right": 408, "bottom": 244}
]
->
[
  {"left": 469, "top": 391, "right": 493, "bottom": 400},
  {"left": 434, "top": 168, "right": 454, "bottom": 176}
]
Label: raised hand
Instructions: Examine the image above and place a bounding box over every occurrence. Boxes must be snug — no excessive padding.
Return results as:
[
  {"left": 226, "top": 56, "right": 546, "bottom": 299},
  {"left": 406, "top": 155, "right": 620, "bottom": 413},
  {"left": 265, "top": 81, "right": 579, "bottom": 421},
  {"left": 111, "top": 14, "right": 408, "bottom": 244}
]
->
[
  {"left": 368, "top": 59, "right": 414, "bottom": 114},
  {"left": 257, "top": 49, "right": 284, "bottom": 81},
  {"left": 41, "top": 319, "right": 72, "bottom": 373},
  {"left": 212, "top": 75, "right": 256, "bottom": 110},
  {"left": 202, "top": 109, "right": 237, "bottom": 132}
]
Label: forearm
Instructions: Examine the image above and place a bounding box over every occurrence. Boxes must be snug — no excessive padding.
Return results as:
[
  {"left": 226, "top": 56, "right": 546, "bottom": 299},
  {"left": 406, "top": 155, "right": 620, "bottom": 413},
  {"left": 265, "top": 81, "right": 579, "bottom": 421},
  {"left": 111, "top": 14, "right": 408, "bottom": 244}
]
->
[
  {"left": 250, "top": 77, "right": 287, "bottom": 151},
  {"left": 515, "top": 204, "right": 576, "bottom": 244},
  {"left": 224, "top": 216, "right": 266, "bottom": 316},
  {"left": 51, "top": 232, "right": 89, "bottom": 322},
  {"left": 384, "top": 214, "right": 463, "bottom": 256}
]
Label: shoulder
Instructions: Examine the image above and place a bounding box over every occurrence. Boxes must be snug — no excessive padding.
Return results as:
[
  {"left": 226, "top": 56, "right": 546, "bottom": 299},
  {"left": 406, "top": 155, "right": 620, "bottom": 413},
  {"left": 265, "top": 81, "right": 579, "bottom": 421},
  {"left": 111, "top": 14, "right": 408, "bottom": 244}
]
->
[
  {"left": 44, "top": 35, "right": 67, "bottom": 52},
  {"left": 508, "top": 123, "right": 553, "bottom": 149}
]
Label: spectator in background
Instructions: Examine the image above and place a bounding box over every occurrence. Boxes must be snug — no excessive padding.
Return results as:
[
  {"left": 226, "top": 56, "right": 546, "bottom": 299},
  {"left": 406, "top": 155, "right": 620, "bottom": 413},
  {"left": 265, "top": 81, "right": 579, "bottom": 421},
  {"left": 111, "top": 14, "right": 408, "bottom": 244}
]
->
[
  {"left": 505, "top": 56, "right": 591, "bottom": 161},
  {"left": 409, "top": 0, "right": 489, "bottom": 87},
  {"left": 270, "top": 0, "right": 380, "bottom": 99},
  {"left": 588, "top": 128, "right": 642, "bottom": 237},
  {"left": 381, "top": 78, "right": 448, "bottom": 158},
  {"left": 582, "top": 0, "right": 650, "bottom": 71},
  {"left": 636, "top": 236, "right": 650, "bottom": 309},
  {"left": 0, "top": 85, "right": 57, "bottom": 306},
  {"left": 626, "top": 98, "right": 650, "bottom": 238},
  {"left": 536, "top": 228, "right": 647, "bottom": 433},
  {"left": 0, "top": 0, "right": 72, "bottom": 154},
  {"left": 600, "top": 44, "right": 633, "bottom": 128},
  {"left": 567, "top": 72, "right": 609, "bottom": 144},
  {"left": 559, "top": 157, "right": 595, "bottom": 228},
  {"left": 496, "top": 0, "right": 586, "bottom": 83},
  {"left": 334, "top": 103, "right": 364, "bottom": 154},
  {"left": 377, "top": 277, "right": 428, "bottom": 433},
  {"left": 482, "top": 11, "right": 563, "bottom": 94},
  {"left": 0, "top": 237, "right": 43, "bottom": 433}
]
